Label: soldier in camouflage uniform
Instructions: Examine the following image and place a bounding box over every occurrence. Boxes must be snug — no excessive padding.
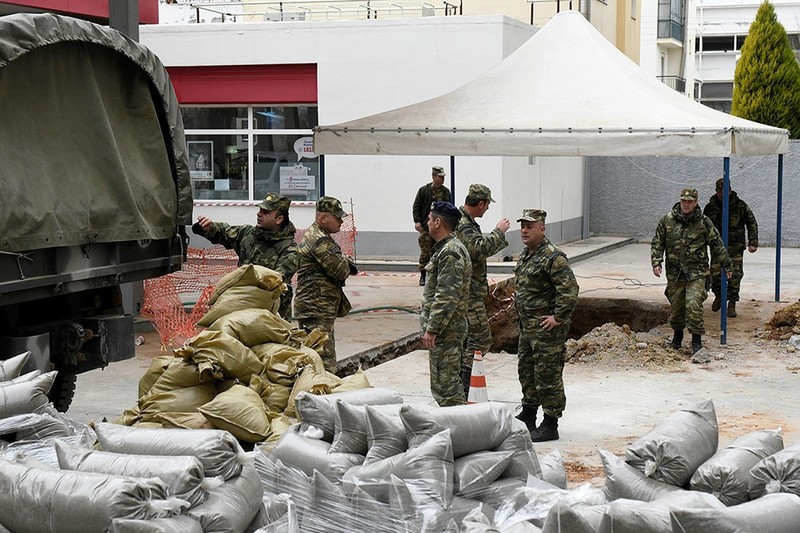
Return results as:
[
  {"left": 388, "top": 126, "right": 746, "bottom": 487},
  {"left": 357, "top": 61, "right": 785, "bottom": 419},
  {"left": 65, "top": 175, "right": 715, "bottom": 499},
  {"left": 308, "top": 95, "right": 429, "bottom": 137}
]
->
[
  {"left": 295, "top": 196, "right": 358, "bottom": 375},
  {"left": 421, "top": 201, "right": 472, "bottom": 407},
  {"left": 703, "top": 178, "right": 758, "bottom": 318},
  {"left": 192, "top": 193, "right": 299, "bottom": 319},
  {"left": 455, "top": 184, "right": 510, "bottom": 397},
  {"left": 652, "top": 188, "right": 732, "bottom": 354},
  {"left": 513, "top": 209, "right": 579, "bottom": 442},
  {"left": 412, "top": 166, "right": 452, "bottom": 286}
]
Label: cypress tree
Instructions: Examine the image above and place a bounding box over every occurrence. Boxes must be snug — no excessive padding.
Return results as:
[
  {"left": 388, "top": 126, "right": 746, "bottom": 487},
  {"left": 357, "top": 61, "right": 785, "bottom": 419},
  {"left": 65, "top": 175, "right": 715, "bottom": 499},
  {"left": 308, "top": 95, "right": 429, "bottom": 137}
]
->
[{"left": 732, "top": 1, "right": 800, "bottom": 138}]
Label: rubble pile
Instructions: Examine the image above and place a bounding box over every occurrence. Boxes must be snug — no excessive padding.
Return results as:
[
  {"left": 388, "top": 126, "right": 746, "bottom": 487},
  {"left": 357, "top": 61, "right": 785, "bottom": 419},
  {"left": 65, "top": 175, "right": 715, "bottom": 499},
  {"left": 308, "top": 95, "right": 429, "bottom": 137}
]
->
[
  {"left": 567, "top": 323, "right": 685, "bottom": 369},
  {"left": 766, "top": 301, "right": 800, "bottom": 340}
]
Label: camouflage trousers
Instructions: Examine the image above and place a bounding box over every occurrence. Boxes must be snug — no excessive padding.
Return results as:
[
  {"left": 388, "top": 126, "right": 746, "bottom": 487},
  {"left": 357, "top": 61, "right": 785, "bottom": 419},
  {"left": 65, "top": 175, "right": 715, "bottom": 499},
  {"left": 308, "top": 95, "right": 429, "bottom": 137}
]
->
[
  {"left": 299, "top": 316, "right": 337, "bottom": 374},
  {"left": 429, "top": 330, "right": 468, "bottom": 407},
  {"left": 665, "top": 275, "right": 709, "bottom": 335},
  {"left": 711, "top": 252, "right": 744, "bottom": 301},
  {"left": 418, "top": 230, "right": 434, "bottom": 271},
  {"left": 517, "top": 324, "right": 568, "bottom": 419},
  {"left": 462, "top": 298, "right": 492, "bottom": 375}
]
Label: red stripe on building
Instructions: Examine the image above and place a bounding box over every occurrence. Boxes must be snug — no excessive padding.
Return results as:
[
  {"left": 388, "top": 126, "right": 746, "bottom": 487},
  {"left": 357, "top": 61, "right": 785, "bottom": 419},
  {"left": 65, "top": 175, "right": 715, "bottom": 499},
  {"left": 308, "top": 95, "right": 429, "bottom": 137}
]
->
[
  {"left": 167, "top": 64, "right": 318, "bottom": 105},
  {"left": 1, "top": 1, "right": 158, "bottom": 23}
]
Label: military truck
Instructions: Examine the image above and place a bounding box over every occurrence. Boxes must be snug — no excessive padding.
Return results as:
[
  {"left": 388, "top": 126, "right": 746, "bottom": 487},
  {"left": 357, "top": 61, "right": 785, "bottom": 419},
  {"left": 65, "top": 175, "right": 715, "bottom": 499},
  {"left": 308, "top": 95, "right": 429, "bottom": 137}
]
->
[{"left": 0, "top": 13, "right": 192, "bottom": 410}]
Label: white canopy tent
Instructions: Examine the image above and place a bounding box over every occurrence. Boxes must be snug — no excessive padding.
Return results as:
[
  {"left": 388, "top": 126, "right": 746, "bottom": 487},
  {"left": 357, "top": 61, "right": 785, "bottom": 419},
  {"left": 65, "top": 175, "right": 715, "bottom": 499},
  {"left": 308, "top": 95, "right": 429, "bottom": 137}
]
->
[{"left": 313, "top": 10, "right": 789, "bottom": 342}]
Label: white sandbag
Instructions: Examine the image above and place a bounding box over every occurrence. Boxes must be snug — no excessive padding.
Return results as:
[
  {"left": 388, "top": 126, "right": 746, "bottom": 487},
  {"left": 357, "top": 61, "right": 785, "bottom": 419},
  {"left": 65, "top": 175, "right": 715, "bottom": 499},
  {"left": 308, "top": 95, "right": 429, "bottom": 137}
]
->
[
  {"left": 401, "top": 402, "right": 514, "bottom": 458},
  {"left": 454, "top": 450, "right": 515, "bottom": 495},
  {"left": 597, "top": 490, "right": 723, "bottom": 533},
  {"left": 496, "top": 418, "right": 543, "bottom": 481},
  {"left": 342, "top": 429, "right": 454, "bottom": 506},
  {"left": 748, "top": 441, "right": 800, "bottom": 498},
  {"left": 0, "top": 370, "right": 56, "bottom": 419},
  {"left": 269, "top": 424, "right": 364, "bottom": 482},
  {"left": 0, "top": 351, "right": 30, "bottom": 381},
  {"left": 541, "top": 500, "right": 608, "bottom": 533},
  {"left": 600, "top": 449, "right": 682, "bottom": 502},
  {"left": 493, "top": 480, "right": 606, "bottom": 530},
  {"left": 186, "top": 463, "right": 264, "bottom": 533},
  {"left": 625, "top": 398, "right": 718, "bottom": 486},
  {"left": 92, "top": 422, "right": 246, "bottom": 480},
  {"left": 462, "top": 477, "right": 526, "bottom": 509},
  {"left": 294, "top": 387, "right": 404, "bottom": 442},
  {"left": 330, "top": 401, "right": 403, "bottom": 456},
  {"left": 0, "top": 412, "right": 71, "bottom": 440},
  {"left": 55, "top": 440, "right": 209, "bottom": 507},
  {"left": 669, "top": 492, "right": 800, "bottom": 533},
  {"left": 0, "top": 457, "right": 186, "bottom": 533},
  {"left": 365, "top": 404, "right": 408, "bottom": 464},
  {"left": 539, "top": 449, "right": 568, "bottom": 489},
  {"left": 108, "top": 516, "right": 204, "bottom": 533},
  {"left": 253, "top": 453, "right": 312, "bottom": 506},
  {"left": 0, "top": 369, "right": 41, "bottom": 385},
  {"left": 244, "top": 493, "right": 294, "bottom": 533},
  {"left": 691, "top": 428, "right": 784, "bottom": 505}
]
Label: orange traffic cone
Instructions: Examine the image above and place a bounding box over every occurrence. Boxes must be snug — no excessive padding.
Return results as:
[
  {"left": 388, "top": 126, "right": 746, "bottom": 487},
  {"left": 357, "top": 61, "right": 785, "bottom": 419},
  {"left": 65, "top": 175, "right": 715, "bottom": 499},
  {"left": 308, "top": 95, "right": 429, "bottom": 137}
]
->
[{"left": 467, "top": 351, "right": 488, "bottom": 404}]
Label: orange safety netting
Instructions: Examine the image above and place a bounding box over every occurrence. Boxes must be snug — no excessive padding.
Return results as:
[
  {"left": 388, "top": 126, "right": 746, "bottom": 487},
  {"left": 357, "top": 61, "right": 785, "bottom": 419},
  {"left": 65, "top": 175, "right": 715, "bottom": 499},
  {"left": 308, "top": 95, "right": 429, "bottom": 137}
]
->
[{"left": 141, "top": 212, "right": 357, "bottom": 348}]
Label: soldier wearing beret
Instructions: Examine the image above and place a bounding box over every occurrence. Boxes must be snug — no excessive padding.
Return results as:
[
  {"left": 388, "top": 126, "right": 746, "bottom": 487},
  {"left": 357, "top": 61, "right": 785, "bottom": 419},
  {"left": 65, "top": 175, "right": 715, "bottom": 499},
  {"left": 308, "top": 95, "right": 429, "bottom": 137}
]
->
[
  {"left": 295, "top": 196, "right": 358, "bottom": 374},
  {"left": 703, "top": 178, "right": 758, "bottom": 318},
  {"left": 420, "top": 201, "right": 472, "bottom": 407},
  {"left": 455, "top": 183, "right": 510, "bottom": 396},
  {"left": 412, "top": 166, "right": 452, "bottom": 286},
  {"left": 514, "top": 209, "right": 578, "bottom": 442},
  {"left": 192, "top": 193, "right": 299, "bottom": 319},
  {"left": 652, "top": 188, "right": 732, "bottom": 354}
]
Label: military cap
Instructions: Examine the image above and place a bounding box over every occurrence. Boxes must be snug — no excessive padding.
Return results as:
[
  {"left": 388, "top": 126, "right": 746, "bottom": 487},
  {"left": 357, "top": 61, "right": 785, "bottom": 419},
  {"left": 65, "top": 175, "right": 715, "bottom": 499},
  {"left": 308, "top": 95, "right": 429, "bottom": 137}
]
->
[
  {"left": 430, "top": 201, "right": 460, "bottom": 219},
  {"left": 680, "top": 188, "right": 699, "bottom": 201},
  {"left": 432, "top": 166, "right": 446, "bottom": 177},
  {"left": 517, "top": 209, "right": 547, "bottom": 223},
  {"left": 316, "top": 196, "right": 347, "bottom": 218},
  {"left": 715, "top": 178, "right": 725, "bottom": 190},
  {"left": 258, "top": 193, "right": 290, "bottom": 212},
  {"left": 468, "top": 183, "right": 495, "bottom": 202}
]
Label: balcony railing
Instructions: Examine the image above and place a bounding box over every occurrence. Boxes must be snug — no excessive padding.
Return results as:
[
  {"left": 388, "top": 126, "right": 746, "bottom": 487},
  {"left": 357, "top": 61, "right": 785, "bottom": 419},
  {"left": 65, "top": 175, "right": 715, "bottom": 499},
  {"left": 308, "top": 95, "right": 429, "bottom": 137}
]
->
[
  {"left": 657, "top": 75, "right": 686, "bottom": 94},
  {"left": 657, "top": 18, "right": 683, "bottom": 42}
]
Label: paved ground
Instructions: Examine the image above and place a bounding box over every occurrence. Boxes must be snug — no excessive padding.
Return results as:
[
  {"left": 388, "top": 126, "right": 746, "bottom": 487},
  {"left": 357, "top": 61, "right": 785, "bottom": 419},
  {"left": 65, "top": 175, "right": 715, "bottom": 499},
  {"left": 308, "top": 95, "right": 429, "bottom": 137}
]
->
[{"left": 69, "top": 239, "right": 800, "bottom": 484}]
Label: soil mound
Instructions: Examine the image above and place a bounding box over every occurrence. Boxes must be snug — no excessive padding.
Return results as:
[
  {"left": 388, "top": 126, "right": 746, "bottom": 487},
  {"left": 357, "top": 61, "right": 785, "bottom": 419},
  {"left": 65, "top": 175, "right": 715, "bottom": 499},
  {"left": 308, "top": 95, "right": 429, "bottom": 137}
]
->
[{"left": 566, "top": 322, "right": 686, "bottom": 370}]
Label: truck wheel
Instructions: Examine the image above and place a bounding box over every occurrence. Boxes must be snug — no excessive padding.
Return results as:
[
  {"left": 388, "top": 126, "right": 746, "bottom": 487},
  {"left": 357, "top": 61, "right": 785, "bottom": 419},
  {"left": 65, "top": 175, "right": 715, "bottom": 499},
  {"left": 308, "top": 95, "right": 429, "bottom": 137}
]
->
[{"left": 49, "top": 372, "right": 78, "bottom": 412}]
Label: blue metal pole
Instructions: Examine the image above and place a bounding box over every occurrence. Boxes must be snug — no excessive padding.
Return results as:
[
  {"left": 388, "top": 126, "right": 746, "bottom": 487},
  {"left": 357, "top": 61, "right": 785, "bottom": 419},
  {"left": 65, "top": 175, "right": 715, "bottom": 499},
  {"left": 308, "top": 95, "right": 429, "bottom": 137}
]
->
[
  {"left": 720, "top": 158, "right": 730, "bottom": 345},
  {"left": 776, "top": 154, "right": 783, "bottom": 301}
]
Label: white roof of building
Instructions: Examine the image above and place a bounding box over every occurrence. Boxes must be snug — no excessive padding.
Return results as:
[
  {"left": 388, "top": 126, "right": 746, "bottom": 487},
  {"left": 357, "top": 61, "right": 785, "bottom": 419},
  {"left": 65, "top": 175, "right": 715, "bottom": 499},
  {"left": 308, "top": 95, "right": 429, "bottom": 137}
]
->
[{"left": 314, "top": 11, "right": 788, "bottom": 157}]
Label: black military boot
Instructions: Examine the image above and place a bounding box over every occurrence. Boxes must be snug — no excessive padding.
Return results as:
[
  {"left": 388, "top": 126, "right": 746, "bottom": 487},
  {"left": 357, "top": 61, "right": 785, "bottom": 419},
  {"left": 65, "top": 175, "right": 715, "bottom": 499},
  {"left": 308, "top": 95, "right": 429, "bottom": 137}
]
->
[
  {"left": 530, "top": 414, "right": 559, "bottom": 442},
  {"left": 691, "top": 334, "right": 703, "bottom": 354},
  {"left": 711, "top": 294, "right": 721, "bottom": 312},
  {"left": 419, "top": 271, "right": 426, "bottom": 286},
  {"left": 670, "top": 329, "right": 684, "bottom": 350},
  {"left": 515, "top": 405, "right": 539, "bottom": 432},
  {"left": 460, "top": 370, "right": 471, "bottom": 399},
  {"left": 727, "top": 301, "right": 737, "bottom": 318}
]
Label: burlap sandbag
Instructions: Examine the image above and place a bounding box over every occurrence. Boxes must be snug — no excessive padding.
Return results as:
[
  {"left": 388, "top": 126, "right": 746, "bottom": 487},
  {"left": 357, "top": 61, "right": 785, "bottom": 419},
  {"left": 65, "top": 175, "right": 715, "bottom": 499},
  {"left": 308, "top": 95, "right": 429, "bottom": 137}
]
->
[
  {"left": 209, "top": 264, "right": 284, "bottom": 305},
  {"left": 748, "top": 441, "right": 800, "bottom": 499},
  {"left": 0, "top": 458, "right": 185, "bottom": 533},
  {"left": 92, "top": 422, "right": 246, "bottom": 480},
  {"left": 625, "top": 398, "right": 718, "bottom": 486},
  {"left": 364, "top": 404, "right": 408, "bottom": 464},
  {"left": 148, "top": 358, "right": 205, "bottom": 394},
  {"left": 600, "top": 449, "right": 682, "bottom": 502},
  {"left": 669, "top": 492, "right": 800, "bottom": 533},
  {"left": 285, "top": 365, "right": 343, "bottom": 418},
  {"left": 55, "top": 440, "right": 209, "bottom": 508},
  {"left": 199, "top": 384, "right": 272, "bottom": 443},
  {"left": 0, "top": 351, "right": 30, "bottom": 381},
  {"left": 496, "top": 418, "right": 543, "bottom": 481},
  {"left": 691, "top": 428, "right": 784, "bottom": 505},
  {"left": 259, "top": 413, "right": 294, "bottom": 453},
  {"left": 138, "top": 383, "right": 217, "bottom": 424},
  {"left": 186, "top": 464, "right": 264, "bottom": 533},
  {"left": 209, "top": 308, "right": 306, "bottom": 348},
  {"left": 269, "top": 424, "right": 364, "bottom": 482},
  {"left": 401, "top": 402, "right": 514, "bottom": 459},
  {"left": 108, "top": 516, "right": 204, "bottom": 533},
  {"left": 173, "top": 330, "right": 264, "bottom": 383},
  {"left": 295, "top": 387, "right": 404, "bottom": 442},
  {"left": 138, "top": 356, "right": 173, "bottom": 398},
  {"left": 198, "top": 264, "right": 284, "bottom": 327},
  {"left": 598, "top": 490, "right": 724, "bottom": 533},
  {"left": 251, "top": 342, "right": 325, "bottom": 387},
  {"left": 331, "top": 367, "right": 371, "bottom": 392},
  {"left": 0, "top": 370, "right": 57, "bottom": 419},
  {"left": 154, "top": 412, "right": 215, "bottom": 430}
]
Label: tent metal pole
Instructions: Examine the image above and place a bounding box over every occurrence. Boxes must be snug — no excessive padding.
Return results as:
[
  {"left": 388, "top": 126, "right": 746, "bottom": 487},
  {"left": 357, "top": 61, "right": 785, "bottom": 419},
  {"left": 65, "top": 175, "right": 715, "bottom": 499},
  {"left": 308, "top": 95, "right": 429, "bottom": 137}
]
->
[
  {"left": 776, "top": 153, "right": 783, "bottom": 301},
  {"left": 449, "top": 155, "right": 456, "bottom": 203},
  {"left": 720, "top": 157, "right": 730, "bottom": 345}
]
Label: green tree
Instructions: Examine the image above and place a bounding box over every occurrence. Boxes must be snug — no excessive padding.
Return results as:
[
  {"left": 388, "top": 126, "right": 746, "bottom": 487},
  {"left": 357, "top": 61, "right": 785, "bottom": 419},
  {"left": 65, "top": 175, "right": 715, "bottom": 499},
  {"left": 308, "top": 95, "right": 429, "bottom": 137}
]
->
[{"left": 732, "top": 1, "right": 800, "bottom": 138}]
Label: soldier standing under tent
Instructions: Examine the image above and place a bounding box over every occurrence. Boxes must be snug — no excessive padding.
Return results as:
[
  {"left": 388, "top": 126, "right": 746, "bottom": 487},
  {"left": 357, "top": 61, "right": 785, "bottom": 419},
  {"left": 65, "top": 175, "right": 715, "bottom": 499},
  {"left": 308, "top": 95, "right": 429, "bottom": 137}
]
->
[
  {"left": 295, "top": 196, "right": 358, "bottom": 374},
  {"left": 192, "top": 193, "right": 299, "bottom": 319},
  {"left": 455, "top": 183, "right": 510, "bottom": 397},
  {"left": 412, "top": 166, "right": 452, "bottom": 286},
  {"left": 651, "top": 187, "right": 732, "bottom": 354},
  {"left": 421, "top": 201, "right": 472, "bottom": 407},
  {"left": 703, "top": 178, "right": 758, "bottom": 318}
]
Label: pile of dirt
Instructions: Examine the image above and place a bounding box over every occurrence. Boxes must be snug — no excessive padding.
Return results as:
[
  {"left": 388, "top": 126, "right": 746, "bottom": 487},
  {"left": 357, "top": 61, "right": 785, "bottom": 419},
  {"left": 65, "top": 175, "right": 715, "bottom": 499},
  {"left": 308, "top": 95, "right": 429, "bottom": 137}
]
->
[
  {"left": 765, "top": 301, "right": 800, "bottom": 340},
  {"left": 566, "top": 322, "right": 686, "bottom": 370}
]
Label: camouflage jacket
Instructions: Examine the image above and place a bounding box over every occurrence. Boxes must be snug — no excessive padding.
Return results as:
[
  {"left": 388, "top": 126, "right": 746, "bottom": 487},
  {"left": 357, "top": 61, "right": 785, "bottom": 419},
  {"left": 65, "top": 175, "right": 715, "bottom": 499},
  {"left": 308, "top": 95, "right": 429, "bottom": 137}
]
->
[
  {"left": 412, "top": 183, "right": 451, "bottom": 230},
  {"left": 193, "top": 221, "right": 299, "bottom": 284},
  {"left": 703, "top": 191, "right": 758, "bottom": 254},
  {"left": 651, "top": 203, "right": 732, "bottom": 282},
  {"left": 455, "top": 207, "right": 508, "bottom": 298},
  {"left": 514, "top": 237, "right": 579, "bottom": 327},
  {"left": 420, "top": 233, "right": 472, "bottom": 336},
  {"left": 294, "top": 222, "right": 351, "bottom": 320}
]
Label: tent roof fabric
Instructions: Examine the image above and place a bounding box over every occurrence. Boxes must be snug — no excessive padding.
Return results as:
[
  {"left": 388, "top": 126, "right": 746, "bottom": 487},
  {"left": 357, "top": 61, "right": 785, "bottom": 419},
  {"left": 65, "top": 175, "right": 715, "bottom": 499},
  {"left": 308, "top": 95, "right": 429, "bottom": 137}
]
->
[{"left": 314, "top": 11, "right": 788, "bottom": 157}]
